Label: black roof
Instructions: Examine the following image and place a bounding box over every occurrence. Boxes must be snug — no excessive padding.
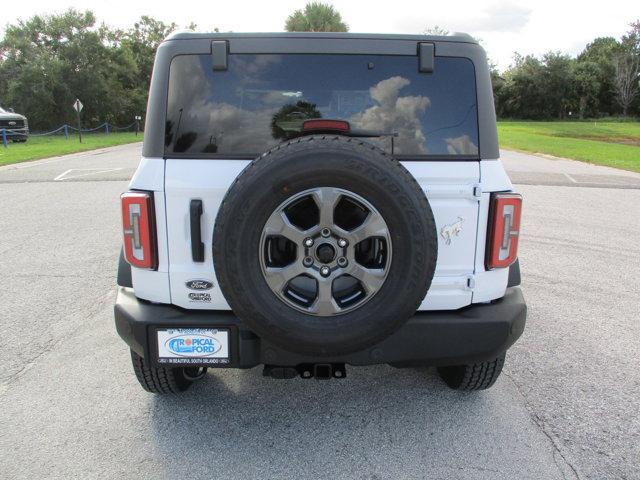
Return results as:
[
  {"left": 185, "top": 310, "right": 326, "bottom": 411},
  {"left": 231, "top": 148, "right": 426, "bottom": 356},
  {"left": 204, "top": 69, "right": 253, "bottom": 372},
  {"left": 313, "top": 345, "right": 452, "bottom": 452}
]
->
[{"left": 165, "top": 31, "right": 477, "bottom": 44}]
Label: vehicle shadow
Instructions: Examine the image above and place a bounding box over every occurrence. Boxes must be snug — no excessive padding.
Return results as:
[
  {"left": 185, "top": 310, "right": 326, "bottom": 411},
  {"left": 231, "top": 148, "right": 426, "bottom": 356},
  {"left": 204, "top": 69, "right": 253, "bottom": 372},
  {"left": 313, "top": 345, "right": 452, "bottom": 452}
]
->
[{"left": 148, "top": 365, "right": 505, "bottom": 479}]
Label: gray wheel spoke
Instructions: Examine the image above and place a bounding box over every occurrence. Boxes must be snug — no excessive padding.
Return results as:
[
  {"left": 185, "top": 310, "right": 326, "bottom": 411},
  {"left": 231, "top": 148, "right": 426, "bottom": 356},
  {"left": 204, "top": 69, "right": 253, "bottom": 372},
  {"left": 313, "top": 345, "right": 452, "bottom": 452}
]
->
[
  {"left": 348, "top": 264, "right": 386, "bottom": 293},
  {"left": 348, "top": 211, "right": 388, "bottom": 244},
  {"left": 264, "top": 263, "right": 305, "bottom": 293},
  {"left": 260, "top": 186, "right": 392, "bottom": 316},
  {"left": 312, "top": 187, "right": 341, "bottom": 227},
  {"left": 264, "top": 210, "right": 306, "bottom": 243},
  {"left": 310, "top": 278, "right": 338, "bottom": 315}
]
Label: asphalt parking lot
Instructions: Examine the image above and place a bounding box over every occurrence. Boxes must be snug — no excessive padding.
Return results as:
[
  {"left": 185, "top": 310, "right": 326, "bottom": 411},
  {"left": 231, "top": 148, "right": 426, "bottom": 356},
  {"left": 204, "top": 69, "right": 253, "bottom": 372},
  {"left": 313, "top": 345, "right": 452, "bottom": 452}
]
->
[{"left": 0, "top": 144, "right": 639, "bottom": 479}]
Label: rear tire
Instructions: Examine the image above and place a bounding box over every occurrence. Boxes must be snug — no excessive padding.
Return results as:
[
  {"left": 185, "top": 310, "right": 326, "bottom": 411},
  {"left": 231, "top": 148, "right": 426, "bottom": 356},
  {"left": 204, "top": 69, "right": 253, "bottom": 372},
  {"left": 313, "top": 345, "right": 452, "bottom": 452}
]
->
[
  {"left": 437, "top": 353, "right": 506, "bottom": 391},
  {"left": 130, "top": 350, "right": 207, "bottom": 394}
]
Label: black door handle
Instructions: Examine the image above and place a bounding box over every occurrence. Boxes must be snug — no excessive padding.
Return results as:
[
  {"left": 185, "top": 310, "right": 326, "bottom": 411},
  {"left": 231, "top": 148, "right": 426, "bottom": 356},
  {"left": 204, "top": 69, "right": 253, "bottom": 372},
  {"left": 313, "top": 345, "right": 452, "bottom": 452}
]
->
[{"left": 190, "top": 199, "right": 205, "bottom": 262}]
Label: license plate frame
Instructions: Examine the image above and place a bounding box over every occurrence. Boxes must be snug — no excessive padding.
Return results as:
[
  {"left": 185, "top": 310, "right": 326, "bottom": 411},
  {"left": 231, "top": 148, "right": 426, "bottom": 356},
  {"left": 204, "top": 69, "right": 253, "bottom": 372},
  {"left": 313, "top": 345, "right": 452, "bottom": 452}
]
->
[{"left": 155, "top": 328, "right": 230, "bottom": 366}]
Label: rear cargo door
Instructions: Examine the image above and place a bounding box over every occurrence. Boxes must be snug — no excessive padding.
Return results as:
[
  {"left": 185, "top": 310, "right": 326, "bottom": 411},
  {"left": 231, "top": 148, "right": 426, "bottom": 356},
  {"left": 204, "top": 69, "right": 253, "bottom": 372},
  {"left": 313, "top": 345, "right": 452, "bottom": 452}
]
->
[
  {"left": 164, "top": 158, "right": 479, "bottom": 310},
  {"left": 163, "top": 49, "right": 482, "bottom": 310}
]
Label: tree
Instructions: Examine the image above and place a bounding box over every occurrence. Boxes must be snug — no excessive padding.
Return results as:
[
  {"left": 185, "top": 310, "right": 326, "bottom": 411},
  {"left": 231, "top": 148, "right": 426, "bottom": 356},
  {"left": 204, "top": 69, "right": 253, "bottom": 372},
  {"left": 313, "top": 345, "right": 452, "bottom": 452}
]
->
[
  {"left": 496, "top": 54, "right": 547, "bottom": 119},
  {"left": 120, "top": 16, "right": 178, "bottom": 88},
  {"left": 0, "top": 10, "right": 193, "bottom": 130},
  {"left": 271, "top": 101, "right": 321, "bottom": 140},
  {"left": 542, "top": 52, "right": 576, "bottom": 119},
  {"left": 285, "top": 2, "right": 348, "bottom": 32},
  {"left": 613, "top": 22, "right": 640, "bottom": 116},
  {"left": 0, "top": 10, "right": 125, "bottom": 129},
  {"left": 572, "top": 61, "right": 601, "bottom": 118},
  {"left": 578, "top": 37, "right": 619, "bottom": 116},
  {"left": 613, "top": 54, "right": 639, "bottom": 116},
  {"left": 117, "top": 16, "right": 182, "bottom": 118}
]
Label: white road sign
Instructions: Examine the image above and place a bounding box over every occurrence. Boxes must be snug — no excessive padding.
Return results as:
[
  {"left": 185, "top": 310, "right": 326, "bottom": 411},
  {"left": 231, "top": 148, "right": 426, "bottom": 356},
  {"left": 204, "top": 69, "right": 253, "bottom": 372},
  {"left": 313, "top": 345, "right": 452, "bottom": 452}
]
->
[{"left": 73, "top": 99, "right": 83, "bottom": 113}]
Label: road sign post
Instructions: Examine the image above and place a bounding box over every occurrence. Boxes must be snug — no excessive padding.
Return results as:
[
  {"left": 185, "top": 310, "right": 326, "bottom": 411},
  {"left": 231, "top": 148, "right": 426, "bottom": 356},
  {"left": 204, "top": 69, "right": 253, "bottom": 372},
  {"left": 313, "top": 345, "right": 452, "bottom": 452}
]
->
[
  {"left": 135, "top": 115, "right": 142, "bottom": 137},
  {"left": 73, "top": 99, "right": 84, "bottom": 143}
]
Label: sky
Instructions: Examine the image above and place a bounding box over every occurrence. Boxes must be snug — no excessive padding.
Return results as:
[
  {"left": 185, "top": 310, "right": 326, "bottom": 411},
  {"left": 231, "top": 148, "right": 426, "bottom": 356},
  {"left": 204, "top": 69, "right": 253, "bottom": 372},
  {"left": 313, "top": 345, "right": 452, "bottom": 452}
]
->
[{"left": 1, "top": 0, "right": 637, "bottom": 71}]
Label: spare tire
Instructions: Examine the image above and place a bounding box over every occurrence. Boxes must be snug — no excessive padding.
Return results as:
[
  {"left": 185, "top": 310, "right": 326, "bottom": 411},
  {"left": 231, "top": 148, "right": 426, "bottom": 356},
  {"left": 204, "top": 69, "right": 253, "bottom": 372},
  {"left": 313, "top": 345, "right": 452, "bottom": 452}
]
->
[{"left": 213, "top": 136, "right": 437, "bottom": 356}]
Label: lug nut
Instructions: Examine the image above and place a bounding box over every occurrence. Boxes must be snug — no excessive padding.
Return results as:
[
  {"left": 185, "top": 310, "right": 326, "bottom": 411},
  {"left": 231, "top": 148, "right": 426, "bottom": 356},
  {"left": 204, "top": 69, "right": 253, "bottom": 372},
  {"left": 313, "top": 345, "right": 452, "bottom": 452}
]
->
[
  {"left": 303, "top": 237, "right": 314, "bottom": 247},
  {"left": 321, "top": 228, "right": 331, "bottom": 238},
  {"left": 303, "top": 256, "right": 314, "bottom": 267},
  {"left": 337, "top": 238, "right": 348, "bottom": 248},
  {"left": 337, "top": 257, "right": 348, "bottom": 268},
  {"left": 320, "top": 266, "right": 331, "bottom": 277}
]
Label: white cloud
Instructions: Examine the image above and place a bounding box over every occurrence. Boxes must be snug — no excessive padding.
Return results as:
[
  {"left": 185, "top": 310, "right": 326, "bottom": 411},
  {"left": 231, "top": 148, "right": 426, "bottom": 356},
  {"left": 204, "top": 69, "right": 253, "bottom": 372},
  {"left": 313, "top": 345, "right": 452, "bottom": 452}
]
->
[
  {"left": 350, "top": 76, "right": 431, "bottom": 154},
  {"left": 456, "top": 2, "right": 532, "bottom": 33},
  {"left": 445, "top": 135, "right": 478, "bottom": 155}
]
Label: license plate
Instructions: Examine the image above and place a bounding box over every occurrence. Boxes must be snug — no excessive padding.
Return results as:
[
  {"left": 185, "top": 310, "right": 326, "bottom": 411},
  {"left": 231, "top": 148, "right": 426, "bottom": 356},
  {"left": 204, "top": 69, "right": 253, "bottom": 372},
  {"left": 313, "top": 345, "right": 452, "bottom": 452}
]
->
[{"left": 156, "top": 328, "right": 230, "bottom": 365}]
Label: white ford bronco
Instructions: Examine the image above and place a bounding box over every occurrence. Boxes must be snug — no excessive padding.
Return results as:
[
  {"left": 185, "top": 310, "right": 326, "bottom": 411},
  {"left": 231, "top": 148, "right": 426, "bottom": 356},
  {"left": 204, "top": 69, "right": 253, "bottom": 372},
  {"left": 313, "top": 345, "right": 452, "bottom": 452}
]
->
[{"left": 115, "top": 32, "right": 526, "bottom": 394}]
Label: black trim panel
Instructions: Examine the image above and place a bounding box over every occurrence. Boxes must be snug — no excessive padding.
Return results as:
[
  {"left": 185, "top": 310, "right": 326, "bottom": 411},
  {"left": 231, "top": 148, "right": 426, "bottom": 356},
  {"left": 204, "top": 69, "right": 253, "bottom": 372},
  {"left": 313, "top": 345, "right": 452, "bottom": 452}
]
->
[
  {"left": 230, "top": 37, "right": 419, "bottom": 55},
  {"left": 117, "top": 248, "right": 133, "bottom": 288},
  {"left": 211, "top": 40, "right": 228, "bottom": 70},
  {"left": 508, "top": 259, "right": 521, "bottom": 287},
  {"left": 115, "top": 286, "right": 526, "bottom": 368},
  {"left": 418, "top": 42, "right": 435, "bottom": 73},
  {"left": 165, "top": 152, "right": 481, "bottom": 161},
  {"left": 189, "top": 199, "right": 205, "bottom": 262}
]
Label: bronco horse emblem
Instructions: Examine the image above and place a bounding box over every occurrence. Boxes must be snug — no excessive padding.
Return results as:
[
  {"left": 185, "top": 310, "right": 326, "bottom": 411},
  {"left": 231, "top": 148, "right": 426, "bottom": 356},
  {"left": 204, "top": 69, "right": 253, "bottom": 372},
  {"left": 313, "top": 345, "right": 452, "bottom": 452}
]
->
[{"left": 440, "top": 217, "right": 464, "bottom": 245}]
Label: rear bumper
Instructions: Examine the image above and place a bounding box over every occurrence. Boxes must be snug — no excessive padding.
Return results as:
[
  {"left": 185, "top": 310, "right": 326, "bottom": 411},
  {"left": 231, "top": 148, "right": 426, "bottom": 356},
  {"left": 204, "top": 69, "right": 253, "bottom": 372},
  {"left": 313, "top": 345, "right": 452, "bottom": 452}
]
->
[{"left": 114, "top": 286, "right": 526, "bottom": 368}]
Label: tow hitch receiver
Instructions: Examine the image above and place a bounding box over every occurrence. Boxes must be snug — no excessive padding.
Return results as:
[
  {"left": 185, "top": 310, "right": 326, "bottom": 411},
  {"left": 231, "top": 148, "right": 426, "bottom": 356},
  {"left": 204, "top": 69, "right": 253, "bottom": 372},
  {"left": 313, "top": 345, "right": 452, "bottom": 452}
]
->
[{"left": 263, "top": 363, "right": 347, "bottom": 380}]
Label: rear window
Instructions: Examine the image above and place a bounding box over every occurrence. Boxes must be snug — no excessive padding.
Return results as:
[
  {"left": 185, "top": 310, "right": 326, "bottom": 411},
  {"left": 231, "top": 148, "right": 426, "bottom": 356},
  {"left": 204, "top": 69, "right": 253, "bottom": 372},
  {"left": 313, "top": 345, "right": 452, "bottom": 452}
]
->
[{"left": 165, "top": 54, "right": 479, "bottom": 158}]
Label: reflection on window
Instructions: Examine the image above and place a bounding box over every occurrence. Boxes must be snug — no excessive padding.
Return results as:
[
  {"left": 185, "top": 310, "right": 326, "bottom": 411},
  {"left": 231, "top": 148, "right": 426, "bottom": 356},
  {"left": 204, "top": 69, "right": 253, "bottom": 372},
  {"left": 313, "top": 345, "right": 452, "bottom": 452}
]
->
[{"left": 165, "top": 54, "right": 479, "bottom": 157}]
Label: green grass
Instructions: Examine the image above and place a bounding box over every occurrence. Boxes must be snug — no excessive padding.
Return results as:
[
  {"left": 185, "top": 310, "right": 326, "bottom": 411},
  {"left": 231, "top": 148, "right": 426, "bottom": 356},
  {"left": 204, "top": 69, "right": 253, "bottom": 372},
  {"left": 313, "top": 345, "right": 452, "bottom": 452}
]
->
[
  {"left": 497, "top": 121, "right": 640, "bottom": 173},
  {"left": 0, "top": 132, "right": 142, "bottom": 166}
]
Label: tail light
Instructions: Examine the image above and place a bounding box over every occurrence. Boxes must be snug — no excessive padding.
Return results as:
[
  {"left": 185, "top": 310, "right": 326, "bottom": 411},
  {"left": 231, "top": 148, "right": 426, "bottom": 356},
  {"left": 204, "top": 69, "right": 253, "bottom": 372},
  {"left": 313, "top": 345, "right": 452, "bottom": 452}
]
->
[
  {"left": 486, "top": 193, "right": 522, "bottom": 270},
  {"left": 121, "top": 191, "right": 157, "bottom": 270}
]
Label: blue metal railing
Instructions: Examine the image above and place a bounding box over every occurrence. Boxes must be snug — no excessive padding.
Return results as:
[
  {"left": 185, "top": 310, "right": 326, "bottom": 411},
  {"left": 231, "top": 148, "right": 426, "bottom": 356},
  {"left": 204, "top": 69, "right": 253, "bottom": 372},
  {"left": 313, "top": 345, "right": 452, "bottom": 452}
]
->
[{"left": 1, "top": 120, "right": 141, "bottom": 148}]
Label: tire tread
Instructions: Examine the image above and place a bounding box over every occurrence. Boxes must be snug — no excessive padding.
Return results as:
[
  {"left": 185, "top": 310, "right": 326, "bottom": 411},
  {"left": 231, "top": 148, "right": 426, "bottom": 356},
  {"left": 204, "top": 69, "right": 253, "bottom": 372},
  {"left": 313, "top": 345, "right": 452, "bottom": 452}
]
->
[
  {"left": 130, "top": 350, "right": 190, "bottom": 394},
  {"left": 438, "top": 353, "right": 506, "bottom": 391}
]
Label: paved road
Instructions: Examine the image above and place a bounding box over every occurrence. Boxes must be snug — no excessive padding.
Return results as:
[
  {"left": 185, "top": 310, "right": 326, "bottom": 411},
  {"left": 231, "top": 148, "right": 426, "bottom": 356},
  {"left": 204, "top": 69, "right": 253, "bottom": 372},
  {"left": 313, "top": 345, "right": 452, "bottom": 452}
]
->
[{"left": 0, "top": 144, "right": 639, "bottom": 479}]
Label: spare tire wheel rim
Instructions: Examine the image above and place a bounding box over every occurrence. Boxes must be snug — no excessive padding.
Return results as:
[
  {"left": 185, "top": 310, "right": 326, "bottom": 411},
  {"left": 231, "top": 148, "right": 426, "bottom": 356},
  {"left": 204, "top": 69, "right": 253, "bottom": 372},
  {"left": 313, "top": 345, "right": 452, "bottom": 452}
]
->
[{"left": 259, "top": 187, "right": 392, "bottom": 316}]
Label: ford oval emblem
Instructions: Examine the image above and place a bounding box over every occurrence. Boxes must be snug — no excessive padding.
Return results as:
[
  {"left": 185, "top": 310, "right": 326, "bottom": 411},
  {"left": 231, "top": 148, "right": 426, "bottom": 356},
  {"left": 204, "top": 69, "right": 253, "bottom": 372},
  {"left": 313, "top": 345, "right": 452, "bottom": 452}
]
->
[{"left": 186, "top": 279, "right": 214, "bottom": 290}]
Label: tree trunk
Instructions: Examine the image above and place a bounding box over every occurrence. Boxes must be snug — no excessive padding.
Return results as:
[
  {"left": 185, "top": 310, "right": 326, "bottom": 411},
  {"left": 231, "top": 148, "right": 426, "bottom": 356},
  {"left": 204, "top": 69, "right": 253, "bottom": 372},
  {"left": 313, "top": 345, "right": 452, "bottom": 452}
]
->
[
  {"left": 579, "top": 96, "right": 587, "bottom": 119},
  {"left": 614, "top": 53, "right": 639, "bottom": 118}
]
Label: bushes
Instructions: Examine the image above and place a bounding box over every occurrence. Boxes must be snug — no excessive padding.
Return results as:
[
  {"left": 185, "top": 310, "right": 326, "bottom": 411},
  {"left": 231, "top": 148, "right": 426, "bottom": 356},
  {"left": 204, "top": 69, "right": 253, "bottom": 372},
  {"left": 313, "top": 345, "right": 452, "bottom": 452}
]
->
[
  {"left": 0, "top": 10, "right": 184, "bottom": 131},
  {"left": 493, "top": 25, "right": 639, "bottom": 120}
]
